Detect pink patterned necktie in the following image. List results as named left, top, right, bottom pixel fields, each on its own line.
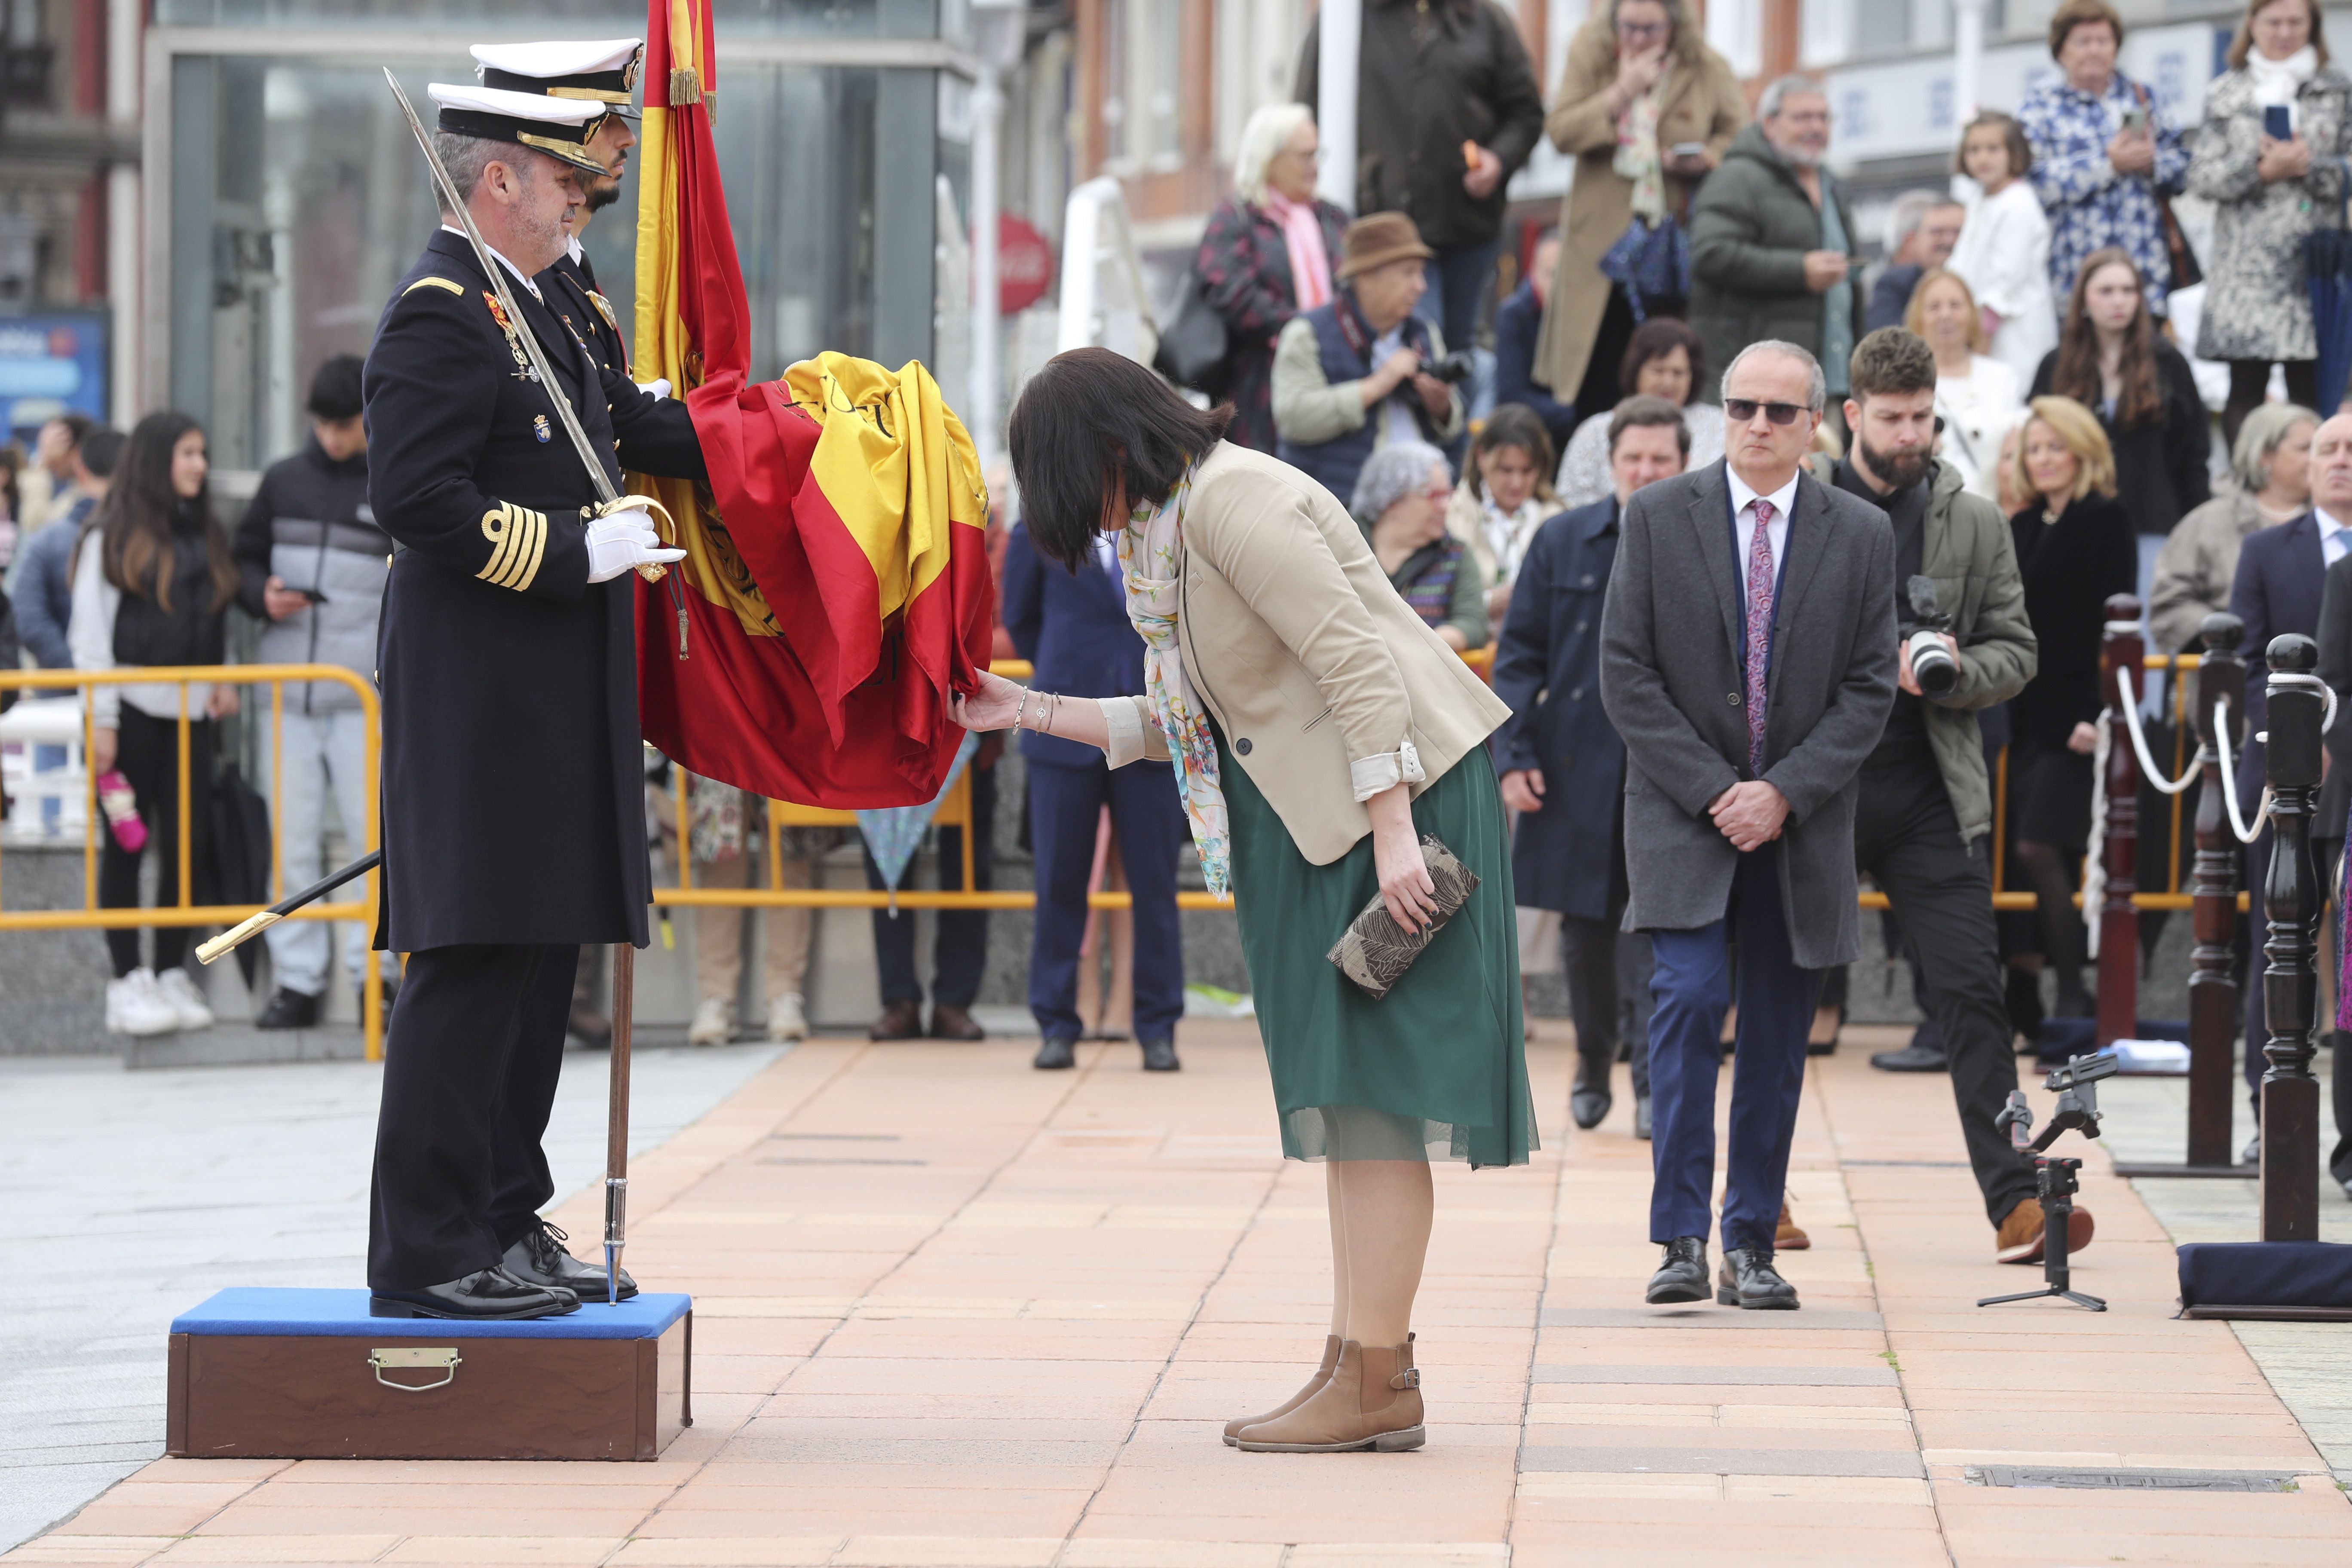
left=1743, top=498, right=1776, bottom=775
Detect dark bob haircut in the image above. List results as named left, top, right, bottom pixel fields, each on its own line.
left=1006, top=347, right=1234, bottom=572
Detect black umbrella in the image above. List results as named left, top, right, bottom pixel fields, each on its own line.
left=2305, top=229, right=2352, bottom=418
left=208, top=762, right=273, bottom=989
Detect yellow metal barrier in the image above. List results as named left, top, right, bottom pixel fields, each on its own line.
left=0, top=665, right=387, bottom=1059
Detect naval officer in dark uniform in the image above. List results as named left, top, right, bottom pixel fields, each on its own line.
left=364, top=80, right=699, bottom=1320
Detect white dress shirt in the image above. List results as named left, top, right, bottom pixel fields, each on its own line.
left=2318, top=505, right=2351, bottom=568
left=1725, top=466, right=1798, bottom=616
left=441, top=224, right=542, bottom=301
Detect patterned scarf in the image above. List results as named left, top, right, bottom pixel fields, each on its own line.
left=1613, top=72, right=1669, bottom=224
left=1117, top=460, right=1232, bottom=897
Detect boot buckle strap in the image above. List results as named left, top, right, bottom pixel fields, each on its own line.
left=1390, top=1367, right=1421, bottom=1390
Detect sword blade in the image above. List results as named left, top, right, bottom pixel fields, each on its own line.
left=382, top=70, right=619, bottom=508
left=605, top=942, right=636, bottom=1306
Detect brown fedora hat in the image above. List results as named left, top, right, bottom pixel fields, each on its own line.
left=1336, top=211, right=1435, bottom=282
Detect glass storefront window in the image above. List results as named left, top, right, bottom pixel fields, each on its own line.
left=166, top=49, right=939, bottom=471
left=155, top=0, right=940, bottom=38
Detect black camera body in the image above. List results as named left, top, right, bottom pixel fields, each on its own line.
left=1899, top=574, right=1960, bottom=700
left=1426, top=350, right=1478, bottom=386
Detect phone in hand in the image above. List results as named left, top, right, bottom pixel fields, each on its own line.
left=1667, top=141, right=1709, bottom=162
left=2265, top=104, right=2294, bottom=141
left=2120, top=107, right=2150, bottom=134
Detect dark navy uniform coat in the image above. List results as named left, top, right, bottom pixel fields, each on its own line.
left=545, top=244, right=631, bottom=378
left=1490, top=497, right=1628, bottom=923
left=364, top=227, right=704, bottom=952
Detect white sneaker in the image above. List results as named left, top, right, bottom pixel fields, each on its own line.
left=767, top=992, right=808, bottom=1041
left=105, top=968, right=181, bottom=1037
left=155, top=967, right=216, bottom=1031
left=687, top=994, right=733, bottom=1047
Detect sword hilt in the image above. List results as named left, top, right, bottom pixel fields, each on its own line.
left=196, top=909, right=282, bottom=966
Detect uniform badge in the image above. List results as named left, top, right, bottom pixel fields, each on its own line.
left=533, top=414, right=552, bottom=443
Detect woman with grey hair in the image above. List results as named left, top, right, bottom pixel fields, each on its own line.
left=1190, top=102, right=1350, bottom=452
left=1353, top=440, right=1488, bottom=650
left=2149, top=399, right=2319, bottom=652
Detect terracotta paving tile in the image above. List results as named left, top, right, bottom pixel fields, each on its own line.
left=21, top=1029, right=2352, bottom=1565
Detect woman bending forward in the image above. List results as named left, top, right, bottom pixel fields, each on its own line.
left=957, top=348, right=1534, bottom=1454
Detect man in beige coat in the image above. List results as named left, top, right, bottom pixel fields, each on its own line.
left=1536, top=1, right=1747, bottom=416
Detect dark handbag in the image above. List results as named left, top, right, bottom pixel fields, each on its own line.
left=1326, top=835, right=1482, bottom=1001
left=1598, top=214, right=1690, bottom=323
left=2133, top=83, right=2202, bottom=292
left=1152, top=266, right=1230, bottom=395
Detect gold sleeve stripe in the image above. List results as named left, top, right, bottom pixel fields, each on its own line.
left=477, top=503, right=549, bottom=591
left=403, top=276, right=465, bottom=296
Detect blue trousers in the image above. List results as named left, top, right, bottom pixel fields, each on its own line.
left=1027, top=755, right=1187, bottom=1042
left=1415, top=239, right=1504, bottom=359
left=1645, top=843, right=1822, bottom=1251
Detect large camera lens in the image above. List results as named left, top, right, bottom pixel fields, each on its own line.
left=1907, top=628, right=1959, bottom=699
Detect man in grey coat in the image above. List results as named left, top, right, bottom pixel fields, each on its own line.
left=1600, top=339, right=1897, bottom=1311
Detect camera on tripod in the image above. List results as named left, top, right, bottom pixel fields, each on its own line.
left=1425, top=349, right=1478, bottom=386
left=1901, top=575, right=1960, bottom=699
left=1981, top=1052, right=2119, bottom=1313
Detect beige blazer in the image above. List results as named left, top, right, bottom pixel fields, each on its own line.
left=1101, top=442, right=1510, bottom=865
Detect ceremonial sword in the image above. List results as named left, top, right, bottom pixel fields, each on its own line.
left=194, top=850, right=383, bottom=967
left=386, top=69, right=649, bottom=1305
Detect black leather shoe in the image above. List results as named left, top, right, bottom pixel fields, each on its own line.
left=371, top=1265, right=578, bottom=1320
left=1869, top=1042, right=1951, bottom=1072
left=254, top=986, right=319, bottom=1030
left=502, top=1218, right=637, bottom=1301
left=1718, top=1246, right=1799, bottom=1310
left=1632, top=1095, right=1652, bottom=1140
left=1034, top=1035, right=1077, bottom=1070
left=1571, top=1058, right=1612, bottom=1130
left=1645, top=1237, right=1709, bottom=1304
left=1140, top=1038, right=1180, bottom=1071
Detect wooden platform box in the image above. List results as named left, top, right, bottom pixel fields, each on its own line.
left=166, top=1287, right=692, bottom=1461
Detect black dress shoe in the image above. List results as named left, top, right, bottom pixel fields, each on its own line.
left=1869, top=1042, right=1951, bottom=1072
left=1140, top=1038, right=1180, bottom=1071
left=502, top=1218, right=637, bottom=1301
left=254, top=986, right=320, bottom=1031
left=1718, top=1246, right=1799, bottom=1310
left=1632, top=1095, right=1652, bottom=1140
left=1570, top=1058, right=1612, bottom=1130
left=1645, top=1237, right=1709, bottom=1304
left=1034, top=1035, right=1077, bottom=1069
left=371, top=1266, right=579, bottom=1320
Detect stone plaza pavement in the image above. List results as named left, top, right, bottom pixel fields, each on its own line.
left=8, top=1022, right=2352, bottom=1567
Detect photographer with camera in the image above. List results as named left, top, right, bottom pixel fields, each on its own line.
left=1808, top=330, right=2079, bottom=1266
left=1274, top=213, right=1468, bottom=508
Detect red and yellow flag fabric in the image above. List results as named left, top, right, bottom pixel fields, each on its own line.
left=631, top=0, right=993, bottom=808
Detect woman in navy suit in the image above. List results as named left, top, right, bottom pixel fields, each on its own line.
left=1001, top=519, right=1189, bottom=1071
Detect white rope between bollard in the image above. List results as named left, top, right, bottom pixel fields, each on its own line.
left=2213, top=699, right=2272, bottom=845
left=2111, top=665, right=2199, bottom=795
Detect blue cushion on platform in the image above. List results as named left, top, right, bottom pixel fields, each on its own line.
left=2177, top=1242, right=2352, bottom=1310
left=171, top=1287, right=692, bottom=1339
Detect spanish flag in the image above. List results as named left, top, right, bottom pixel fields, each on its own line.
left=631, top=0, right=993, bottom=808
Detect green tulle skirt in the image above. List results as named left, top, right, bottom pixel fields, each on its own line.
left=1219, top=734, right=1533, bottom=1168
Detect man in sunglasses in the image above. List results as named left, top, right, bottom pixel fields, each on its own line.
left=1600, top=339, right=1898, bottom=1311
left=1808, top=329, right=2067, bottom=1267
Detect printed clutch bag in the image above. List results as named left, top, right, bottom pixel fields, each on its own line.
left=1326, top=835, right=1481, bottom=1001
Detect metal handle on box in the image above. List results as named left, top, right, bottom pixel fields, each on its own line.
left=368, top=1346, right=461, bottom=1392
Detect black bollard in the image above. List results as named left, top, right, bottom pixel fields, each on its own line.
left=2117, top=613, right=2249, bottom=1179
left=2260, top=634, right=2324, bottom=1241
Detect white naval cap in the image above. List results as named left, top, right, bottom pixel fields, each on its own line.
left=428, top=82, right=611, bottom=175
left=470, top=38, right=645, bottom=116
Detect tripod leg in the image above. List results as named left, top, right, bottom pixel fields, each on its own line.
left=1978, top=1286, right=2064, bottom=1307
left=2060, top=1291, right=2108, bottom=1311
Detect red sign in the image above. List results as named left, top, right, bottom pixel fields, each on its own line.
left=995, top=213, right=1054, bottom=316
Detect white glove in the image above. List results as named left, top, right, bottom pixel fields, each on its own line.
left=636, top=377, right=672, bottom=401
left=586, top=507, right=686, bottom=583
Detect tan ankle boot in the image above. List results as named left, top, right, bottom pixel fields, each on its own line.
left=1222, top=1334, right=1341, bottom=1446
left=1234, top=1338, right=1425, bottom=1452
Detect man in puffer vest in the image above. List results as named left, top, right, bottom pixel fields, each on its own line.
left=233, top=354, right=391, bottom=1029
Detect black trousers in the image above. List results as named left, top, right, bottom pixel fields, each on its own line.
left=865, top=761, right=996, bottom=1007
left=1854, top=755, right=2037, bottom=1225
left=368, top=942, right=579, bottom=1290
left=99, top=708, right=216, bottom=977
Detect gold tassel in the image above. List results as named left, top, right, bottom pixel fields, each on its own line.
left=668, top=66, right=702, bottom=106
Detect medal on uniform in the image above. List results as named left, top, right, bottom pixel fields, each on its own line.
left=483, top=291, right=539, bottom=383
left=533, top=414, right=552, bottom=443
